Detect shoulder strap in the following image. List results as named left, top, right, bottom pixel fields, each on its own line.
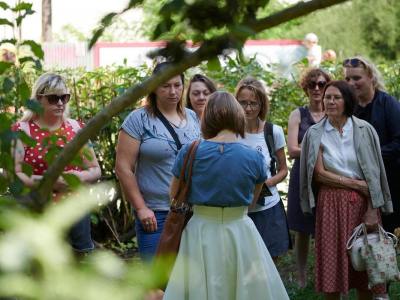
left=66, top=118, right=82, bottom=133
left=154, top=108, right=182, bottom=150
left=174, top=140, right=200, bottom=205
left=263, top=121, right=278, bottom=176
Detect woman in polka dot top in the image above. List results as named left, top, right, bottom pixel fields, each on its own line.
left=12, top=72, right=101, bottom=253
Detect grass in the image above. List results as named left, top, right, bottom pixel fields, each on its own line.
left=275, top=238, right=400, bottom=299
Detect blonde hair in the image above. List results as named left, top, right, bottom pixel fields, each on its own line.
left=21, top=73, right=70, bottom=122
left=343, top=56, right=386, bottom=91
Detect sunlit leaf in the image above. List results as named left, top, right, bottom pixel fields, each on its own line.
left=11, top=2, right=32, bottom=12
left=207, top=58, right=221, bottom=71
left=0, top=61, right=12, bottom=74
left=61, top=173, right=81, bottom=189
left=0, top=1, right=9, bottom=10
left=21, top=40, right=44, bottom=60
left=0, top=18, right=13, bottom=27
left=0, top=38, right=16, bottom=45
left=18, top=80, right=30, bottom=101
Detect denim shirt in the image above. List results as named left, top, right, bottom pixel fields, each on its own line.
left=299, top=116, right=393, bottom=215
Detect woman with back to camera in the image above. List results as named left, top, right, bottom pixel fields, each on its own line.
left=12, top=72, right=101, bottom=253
left=300, top=80, right=391, bottom=299
left=186, top=73, right=217, bottom=118
left=287, top=68, right=331, bottom=287
left=235, top=76, right=290, bottom=261
left=115, top=62, right=200, bottom=261
left=163, top=91, right=289, bottom=300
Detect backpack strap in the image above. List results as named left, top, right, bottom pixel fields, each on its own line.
left=263, top=121, right=278, bottom=176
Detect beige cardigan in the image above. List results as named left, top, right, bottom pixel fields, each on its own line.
left=299, top=116, right=393, bottom=215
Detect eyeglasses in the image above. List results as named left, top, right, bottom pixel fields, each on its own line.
left=39, top=94, right=71, bottom=105
left=238, top=101, right=260, bottom=110
left=342, top=58, right=366, bottom=68
left=307, top=81, right=326, bottom=90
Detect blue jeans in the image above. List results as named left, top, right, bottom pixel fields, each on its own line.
left=68, top=214, right=94, bottom=252
left=135, top=210, right=168, bottom=261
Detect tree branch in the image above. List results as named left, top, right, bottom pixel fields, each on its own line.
left=30, top=0, right=349, bottom=211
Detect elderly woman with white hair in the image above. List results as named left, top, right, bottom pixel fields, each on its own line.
left=12, top=72, right=101, bottom=253
left=344, top=56, right=400, bottom=235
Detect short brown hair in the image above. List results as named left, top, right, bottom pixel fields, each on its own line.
left=300, top=68, right=331, bottom=96
left=235, top=76, right=268, bottom=120
left=201, top=91, right=245, bottom=139
left=145, top=62, right=185, bottom=116
left=186, top=74, right=217, bottom=109
left=323, top=80, right=356, bottom=117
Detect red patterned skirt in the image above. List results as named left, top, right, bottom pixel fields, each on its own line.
left=315, top=186, right=386, bottom=294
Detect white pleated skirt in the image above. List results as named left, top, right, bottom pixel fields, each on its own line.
left=163, top=205, right=289, bottom=300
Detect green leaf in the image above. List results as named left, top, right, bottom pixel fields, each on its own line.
left=2, top=77, right=14, bottom=93
left=88, top=28, right=105, bottom=50
left=0, top=61, right=12, bottom=74
left=21, top=162, right=33, bottom=177
left=21, top=40, right=44, bottom=59
left=0, top=113, right=12, bottom=131
left=18, top=131, right=35, bottom=147
left=207, top=58, right=221, bottom=71
left=0, top=18, right=13, bottom=27
left=0, top=38, right=16, bottom=45
left=12, top=2, right=32, bottom=12
left=61, top=173, right=81, bottom=189
left=0, top=2, right=9, bottom=10
left=25, top=99, right=43, bottom=115
left=18, top=80, right=30, bottom=101
left=9, top=178, right=24, bottom=196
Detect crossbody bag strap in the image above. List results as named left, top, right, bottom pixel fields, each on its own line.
left=155, top=108, right=183, bottom=150
left=174, top=140, right=200, bottom=205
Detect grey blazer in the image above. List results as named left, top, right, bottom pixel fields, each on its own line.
left=299, top=116, right=393, bottom=215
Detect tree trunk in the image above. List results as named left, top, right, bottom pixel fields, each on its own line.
left=41, top=0, right=52, bottom=42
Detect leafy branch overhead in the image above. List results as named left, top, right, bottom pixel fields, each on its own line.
left=32, top=0, right=349, bottom=210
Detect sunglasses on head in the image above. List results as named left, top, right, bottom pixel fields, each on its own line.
left=39, top=94, right=71, bottom=105
left=342, top=58, right=366, bottom=68
left=307, top=81, right=326, bottom=90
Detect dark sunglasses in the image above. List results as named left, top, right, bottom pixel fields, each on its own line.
left=307, top=81, right=326, bottom=90
left=39, top=94, right=71, bottom=105
left=342, top=58, right=366, bottom=68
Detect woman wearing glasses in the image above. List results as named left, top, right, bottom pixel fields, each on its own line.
left=12, top=72, right=101, bottom=253
left=344, top=56, right=400, bottom=236
left=300, top=80, right=391, bottom=299
left=287, top=68, right=331, bottom=287
left=235, top=76, right=290, bottom=261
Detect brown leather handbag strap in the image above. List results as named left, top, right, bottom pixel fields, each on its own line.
left=174, top=140, right=200, bottom=204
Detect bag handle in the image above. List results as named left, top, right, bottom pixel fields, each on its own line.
left=360, top=223, right=398, bottom=247
left=346, top=224, right=364, bottom=250
left=172, top=140, right=200, bottom=206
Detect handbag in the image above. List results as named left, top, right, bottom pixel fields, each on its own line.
left=155, top=140, right=199, bottom=264
left=347, top=223, right=400, bottom=286
left=360, top=224, right=400, bottom=287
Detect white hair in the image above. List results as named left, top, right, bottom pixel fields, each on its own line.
left=304, top=33, right=318, bottom=43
